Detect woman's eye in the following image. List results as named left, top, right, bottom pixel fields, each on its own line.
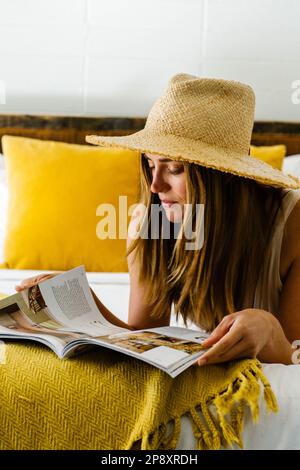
left=148, top=165, right=183, bottom=174
left=167, top=167, right=183, bottom=175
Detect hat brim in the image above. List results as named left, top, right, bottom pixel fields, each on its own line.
left=86, top=130, right=300, bottom=190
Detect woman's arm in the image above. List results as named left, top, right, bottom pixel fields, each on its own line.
left=193, top=309, right=288, bottom=365
left=126, top=208, right=171, bottom=330
left=195, top=253, right=300, bottom=366
left=126, top=243, right=171, bottom=330
left=277, top=254, right=300, bottom=343
left=90, top=288, right=135, bottom=330
left=195, top=202, right=300, bottom=366
left=257, top=205, right=300, bottom=363
left=256, top=314, right=294, bottom=364
left=194, top=228, right=300, bottom=366
left=257, top=252, right=300, bottom=364
left=194, top=308, right=295, bottom=366
left=90, top=208, right=171, bottom=331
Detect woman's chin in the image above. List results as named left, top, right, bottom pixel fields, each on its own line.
left=163, top=206, right=184, bottom=224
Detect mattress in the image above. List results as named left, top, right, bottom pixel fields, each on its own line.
left=0, top=268, right=300, bottom=450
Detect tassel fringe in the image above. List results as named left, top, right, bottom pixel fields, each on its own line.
left=133, top=362, right=278, bottom=450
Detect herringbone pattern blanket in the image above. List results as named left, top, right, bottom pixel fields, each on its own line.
left=0, top=341, right=277, bottom=450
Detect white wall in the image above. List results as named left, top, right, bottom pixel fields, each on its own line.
left=0, top=0, right=299, bottom=121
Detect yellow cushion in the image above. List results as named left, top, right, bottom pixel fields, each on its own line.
left=250, top=144, right=286, bottom=170
left=1, top=136, right=140, bottom=272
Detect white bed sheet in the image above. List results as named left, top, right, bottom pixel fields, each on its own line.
left=0, top=268, right=300, bottom=450
left=174, top=363, right=300, bottom=450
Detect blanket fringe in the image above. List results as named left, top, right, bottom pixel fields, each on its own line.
left=135, top=362, right=278, bottom=450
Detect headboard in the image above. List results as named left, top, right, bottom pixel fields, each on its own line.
left=0, top=115, right=300, bottom=155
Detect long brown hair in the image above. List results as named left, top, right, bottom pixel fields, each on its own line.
left=126, top=153, right=286, bottom=331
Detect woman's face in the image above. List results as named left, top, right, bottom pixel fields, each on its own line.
left=144, top=153, right=187, bottom=223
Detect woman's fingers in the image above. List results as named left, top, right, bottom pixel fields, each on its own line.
left=195, top=309, right=272, bottom=366
left=15, top=285, right=24, bottom=291
left=196, top=327, right=243, bottom=365
left=15, top=278, right=38, bottom=291
left=197, top=337, right=252, bottom=365
left=15, top=273, right=57, bottom=291
left=201, top=314, right=236, bottom=348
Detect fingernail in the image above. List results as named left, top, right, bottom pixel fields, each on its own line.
left=203, top=337, right=212, bottom=343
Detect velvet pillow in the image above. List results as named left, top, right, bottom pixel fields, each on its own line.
left=1, top=136, right=140, bottom=272
left=250, top=144, right=286, bottom=170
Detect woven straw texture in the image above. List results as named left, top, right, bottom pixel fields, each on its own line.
left=86, top=73, right=300, bottom=190
left=0, top=342, right=277, bottom=450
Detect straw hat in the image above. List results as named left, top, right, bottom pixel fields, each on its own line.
left=86, top=73, right=300, bottom=189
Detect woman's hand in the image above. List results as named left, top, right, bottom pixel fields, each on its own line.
left=196, top=308, right=293, bottom=366
left=15, top=272, right=63, bottom=292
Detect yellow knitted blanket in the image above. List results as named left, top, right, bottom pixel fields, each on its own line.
left=0, top=341, right=277, bottom=450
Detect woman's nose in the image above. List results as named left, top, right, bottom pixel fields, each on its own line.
left=150, top=170, right=169, bottom=193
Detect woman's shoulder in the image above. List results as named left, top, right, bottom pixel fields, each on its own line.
left=281, top=197, right=300, bottom=280
left=285, top=194, right=300, bottom=251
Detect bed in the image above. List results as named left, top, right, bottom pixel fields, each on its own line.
left=1, top=268, right=300, bottom=450
left=1, top=115, right=300, bottom=450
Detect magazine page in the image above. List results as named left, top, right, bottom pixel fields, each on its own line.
left=0, top=326, right=77, bottom=357
left=0, top=268, right=209, bottom=376
left=0, top=293, right=92, bottom=356
left=37, top=265, right=129, bottom=336
left=0, top=265, right=129, bottom=352
left=65, top=326, right=210, bottom=377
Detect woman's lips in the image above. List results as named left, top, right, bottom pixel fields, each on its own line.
left=161, top=200, right=177, bottom=208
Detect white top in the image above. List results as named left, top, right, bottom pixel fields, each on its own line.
left=253, top=189, right=300, bottom=314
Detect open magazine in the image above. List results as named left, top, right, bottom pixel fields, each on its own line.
left=0, top=265, right=209, bottom=378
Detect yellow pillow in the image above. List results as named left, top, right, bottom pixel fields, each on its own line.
left=249, top=144, right=286, bottom=170
left=1, top=136, right=140, bottom=272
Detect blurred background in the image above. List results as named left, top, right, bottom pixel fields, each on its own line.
left=0, top=0, right=299, bottom=121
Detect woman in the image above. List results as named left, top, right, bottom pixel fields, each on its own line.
left=16, top=73, right=300, bottom=367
